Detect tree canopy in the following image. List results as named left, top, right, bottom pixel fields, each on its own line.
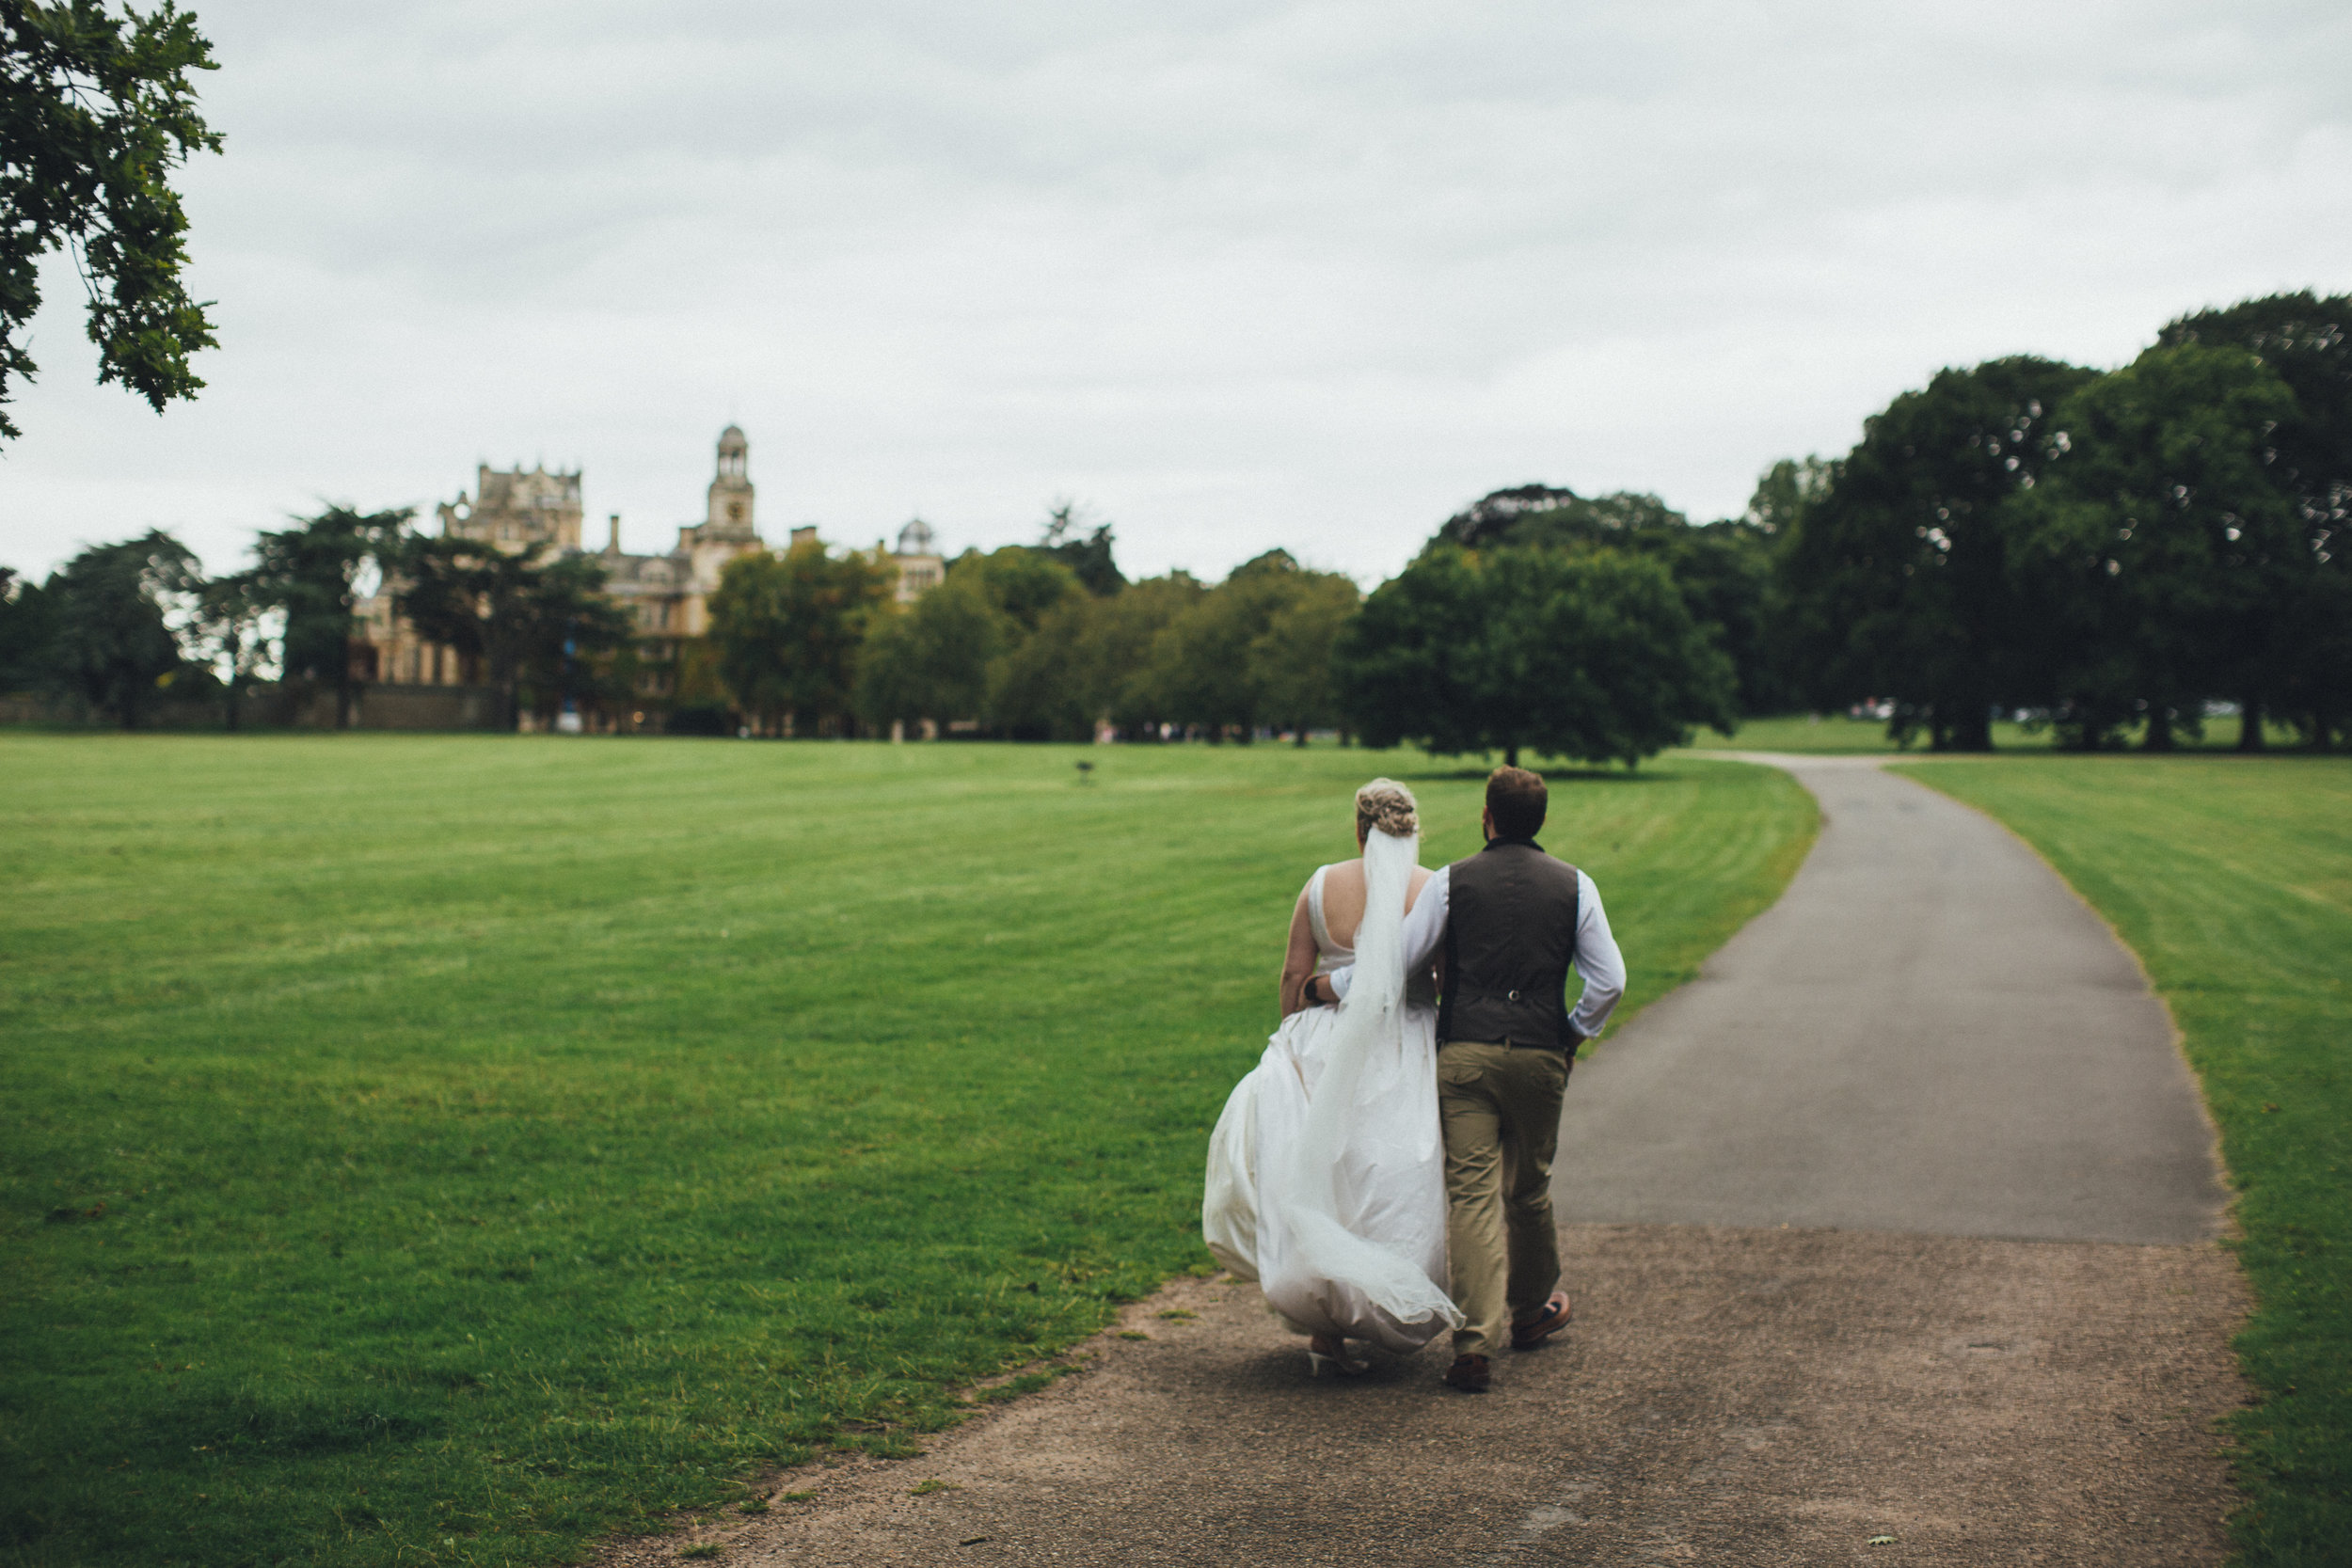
left=252, top=505, right=408, bottom=728
left=2015, top=343, right=2306, bottom=749
left=847, top=540, right=1363, bottom=745
left=1, top=0, right=223, bottom=440
left=7, top=293, right=2342, bottom=752
left=1776, top=356, right=2102, bottom=749
left=1771, top=301, right=2351, bottom=752
left=2156, top=292, right=2352, bottom=747
left=0, top=565, right=57, bottom=692
left=1338, top=543, right=1734, bottom=768
left=855, top=572, right=1005, bottom=733
left=707, top=541, right=894, bottom=736
left=1034, top=502, right=1126, bottom=596
left=1434, top=483, right=1787, bottom=717
left=397, top=536, right=631, bottom=732
left=40, top=528, right=199, bottom=726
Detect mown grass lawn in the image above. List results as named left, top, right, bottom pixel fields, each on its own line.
left=1, top=734, right=1815, bottom=1568
left=1686, top=713, right=2057, bottom=753
left=1693, top=712, right=2300, bottom=755
left=1899, top=755, right=2352, bottom=1568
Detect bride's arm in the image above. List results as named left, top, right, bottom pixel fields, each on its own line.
left=1278, top=889, right=1319, bottom=1017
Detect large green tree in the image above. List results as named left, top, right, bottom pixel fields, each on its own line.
left=1, top=0, right=222, bottom=440
left=396, top=538, right=630, bottom=733
left=707, top=541, right=893, bottom=736
left=902, top=546, right=1083, bottom=738
left=2015, top=342, right=2305, bottom=751
left=1777, top=356, right=2102, bottom=749
left=517, top=552, right=634, bottom=726
left=1129, top=550, right=1357, bottom=739
left=853, top=574, right=1009, bottom=734
left=1131, top=560, right=1277, bottom=737
left=2158, top=292, right=2352, bottom=748
left=1094, top=573, right=1205, bottom=736
left=0, top=564, right=58, bottom=691
left=1338, top=544, right=1734, bottom=768
left=987, top=594, right=1101, bottom=740
left=1438, top=484, right=1786, bottom=716
left=1248, top=568, right=1359, bottom=744
left=251, top=505, right=407, bottom=729
left=40, top=528, right=199, bottom=726
left=958, top=546, right=1085, bottom=635
left=1732, top=456, right=1838, bottom=715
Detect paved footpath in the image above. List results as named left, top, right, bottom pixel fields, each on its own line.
left=1554, top=755, right=2225, bottom=1243
left=612, top=757, right=2248, bottom=1568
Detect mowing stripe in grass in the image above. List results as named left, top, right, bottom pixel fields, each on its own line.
left=2, top=736, right=1812, bottom=1568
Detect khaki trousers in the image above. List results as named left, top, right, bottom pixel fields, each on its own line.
left=1438, top=1040, right=1568, bottom=1358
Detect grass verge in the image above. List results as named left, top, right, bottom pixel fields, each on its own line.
left=1694, top=712, right=2305, bottom=755
left=1, top=735, right=1815, bottom=1568
left=1896, top=755, right=2351, bottom=1566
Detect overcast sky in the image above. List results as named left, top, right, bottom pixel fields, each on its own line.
left=4, top=0, right=2347, bottom=585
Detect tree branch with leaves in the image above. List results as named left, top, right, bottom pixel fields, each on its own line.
left=1, top=0, right=224, bottom=440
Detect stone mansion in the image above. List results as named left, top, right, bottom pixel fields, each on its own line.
left=357, top=427, right=946, bottom=724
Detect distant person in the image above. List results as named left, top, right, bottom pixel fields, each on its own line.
left=1202, top=779, right=1458, bottom=1373
left=1205, top=767, right=1625, bottom=1392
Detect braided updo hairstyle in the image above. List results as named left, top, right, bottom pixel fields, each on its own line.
left=1354, top=777, right=1420, bottom=841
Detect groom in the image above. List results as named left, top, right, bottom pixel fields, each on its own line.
left=1308, top=765, right=1625, bottom=1392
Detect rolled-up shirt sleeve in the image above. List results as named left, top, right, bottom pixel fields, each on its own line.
left=1325, top=866, right=1450, bottom=1002
left=1567, top=869, right=1625, bottom=1040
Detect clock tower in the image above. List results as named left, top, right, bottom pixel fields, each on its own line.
left=707, top=424, right=755, bottom=535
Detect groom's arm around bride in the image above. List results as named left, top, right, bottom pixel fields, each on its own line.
left=1318, top=765, right=1625, bottom=1391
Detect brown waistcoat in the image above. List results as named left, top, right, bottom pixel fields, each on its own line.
left=1438, top=837, right=1582, bottom=1051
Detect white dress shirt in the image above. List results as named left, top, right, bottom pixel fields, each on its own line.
left=1327, top=862, right=1626, bottom=1042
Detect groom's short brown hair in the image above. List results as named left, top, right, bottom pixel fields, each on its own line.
left=1486, top=766, right=1547, bottom=838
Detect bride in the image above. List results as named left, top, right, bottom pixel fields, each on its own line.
left=1201, top=778, right=1460, bottom=1374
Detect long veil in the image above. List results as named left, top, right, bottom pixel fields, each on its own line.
left=1255, top=823, right=1461, bottom=1349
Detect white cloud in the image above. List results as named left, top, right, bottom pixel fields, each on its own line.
left=3, top=0, right=2347, bottom=585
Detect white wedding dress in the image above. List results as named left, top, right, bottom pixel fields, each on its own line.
left=1200, top=824, right=1460, bottom=1353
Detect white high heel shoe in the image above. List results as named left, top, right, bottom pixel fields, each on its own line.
left=1306, top=1334, right=1368, bottom=1377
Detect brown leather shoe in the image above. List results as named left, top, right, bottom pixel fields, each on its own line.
left=1443, top=1354, right=1491, bottom=1392
left=1511, top=1291, right=1573, bottom=1351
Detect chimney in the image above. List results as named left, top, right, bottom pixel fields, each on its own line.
left=606, top=514, right=621, bottom=553
left=790, top=525, right=818, bottom=550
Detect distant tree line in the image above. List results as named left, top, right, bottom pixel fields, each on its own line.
left=1331, top=288, right=2351, bottom=762
left=1774, top=292, right=2350, bottom=751
left=701, top=513, right=1360, bottom=744
left=0, top=511, right=628, bottom=730
left=7, top=290, right=2344, bottom=757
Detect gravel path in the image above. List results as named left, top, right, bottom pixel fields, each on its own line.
left=622, top=755, right=2247, bottom=1567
